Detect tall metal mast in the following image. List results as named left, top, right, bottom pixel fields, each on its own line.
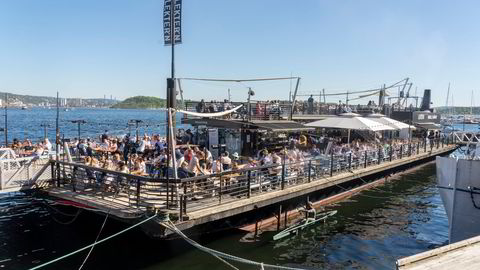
left=4, top=93, right=7, bottom=147
left=445, top=82, right=450, bottom=113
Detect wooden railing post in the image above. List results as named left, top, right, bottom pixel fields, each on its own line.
left=179, top=194, right=184, bottom=220
left=136, top=179, right=141, bottom=208
left=378, top=148, right=381, bottom=164
left=400, top=145, right=403, bottom=159
left=219, top=174, right=222, bottom=204
left=166, top=176, right=170, bottom=209
left=183, top=183, right=187, bottom=214
left=330, top=152, right=334, bottom=177
left=247, top=171, right=251, bottom=198
left=281, top=163, right=285, bottom=190
left=364, top=151, right=367, bottom=168
left=417, top=142, right=420, bottom=155
left=51, top=162, right=56, bottom=186
left=389, top=145, right=393, bottom=161
left=348, top=153, right=352, bottom=170
left=308, top=160, right=312, bottom=183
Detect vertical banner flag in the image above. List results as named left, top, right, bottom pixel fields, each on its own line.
left=164, top=0, right=182, bottom=45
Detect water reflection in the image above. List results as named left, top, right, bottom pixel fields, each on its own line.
left=0, top=163, right=448, bottom=270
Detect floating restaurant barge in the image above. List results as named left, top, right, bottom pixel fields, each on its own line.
left=9, top=139, right=455, bottom=239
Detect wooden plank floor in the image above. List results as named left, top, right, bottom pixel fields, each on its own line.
left=48, top=187, right=147, bottom=218
left=45, top=145, right=456, bottom=228
left=175, top=145, right=456, bottom=231
left=396, top=235, right=480, bottom=270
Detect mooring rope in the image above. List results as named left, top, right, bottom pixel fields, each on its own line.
left=77, top=213, right=109, bottom=270
left=50, top=208, right=83, bottom=225
left=28, top=213, right=158, bottom=270
left=347, top=169, right=433, bottom=196
left=160, top=220, right=306, bottom=270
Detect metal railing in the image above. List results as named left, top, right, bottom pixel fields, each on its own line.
left=0, top=156, right=52, bottom=191
left=45, top=137, right=452, bottom=220
left=50, top=160, right=174, bottom=210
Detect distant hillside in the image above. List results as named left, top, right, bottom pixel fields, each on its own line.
left=0, top=91, right=119, bottom=107
left=435, top=106, right=480, bottom=115
left=111, top=96, right=166, bottom=109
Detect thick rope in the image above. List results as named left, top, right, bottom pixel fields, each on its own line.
left=28, top=213, right=157, bottom=270
left=50, top=209, right=83, bottom=225
left=162, top=220, right=306, bottom=270
left=78, top=213, right=109, bottom=270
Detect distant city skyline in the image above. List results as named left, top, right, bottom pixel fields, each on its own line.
left=1, top=0, right=480, bottom=106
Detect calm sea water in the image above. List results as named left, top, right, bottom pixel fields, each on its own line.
left=0, top=163, right=448, bottom=270
left=1, top=108, right=183, bottom=144
left=0, top=110, right=477, bottom=270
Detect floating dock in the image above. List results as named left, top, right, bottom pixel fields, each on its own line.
left=396, top=235, right=480, bottom=270
left=35, top=142, right=456, bottom=238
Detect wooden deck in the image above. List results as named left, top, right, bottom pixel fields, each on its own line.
left=396, top=235, right=480, bottom=270
left=44, top=144, right=456, bottom=236
left=174, top=145, right=456, bottom=232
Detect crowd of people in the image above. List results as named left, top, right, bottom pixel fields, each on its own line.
left=7, top=127, right=438, bottom=185
left=11, top=138, right=54, bottom=157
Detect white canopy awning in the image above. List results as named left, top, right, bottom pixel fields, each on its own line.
left=365, top=113, right=415, bottom=130
left=176, top=104, right=243, bottom=118
left=306, top=114, right=395, bottom=131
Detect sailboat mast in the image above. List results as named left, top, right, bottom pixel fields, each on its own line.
left=445, top=82, right=450, bottom=114
left=471, top=90, right=474, bottom=115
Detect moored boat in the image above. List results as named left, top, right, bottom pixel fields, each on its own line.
left=436, top=145, right=480, bottom=243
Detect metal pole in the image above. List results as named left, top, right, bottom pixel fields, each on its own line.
left=4, top=93, right=7, bottom=147
left=289, top=78, right=301, bottom=120
left=330, top=152, right=334, bottom=177
left=136, top=120, right=139, bottom=142
left=56, top=92, right=60, bottom=182
left=42, top=124, right=47, bottom=140
left=170, top=0, right=175, bottom=79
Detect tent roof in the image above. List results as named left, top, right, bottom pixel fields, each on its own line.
left=182, top=118, right=313, bottom=132
left=365, top=116, right=415, bottom=130
left=366, top=113, right=386, bottom=118
left=250, top=120, right=314, bottom=132
left=306, top=115, right=395, bottom=131
left=415, top=122, right=442, bottom=130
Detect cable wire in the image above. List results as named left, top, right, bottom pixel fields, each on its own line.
left=28, top=213, right=158, bottom=270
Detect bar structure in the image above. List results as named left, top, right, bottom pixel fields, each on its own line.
left=30, top=139, right=457, bottom=238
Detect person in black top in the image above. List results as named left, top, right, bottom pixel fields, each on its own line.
left=307, top=95, right=314, bottom=114
left=101, top=130, right=109, bottom=141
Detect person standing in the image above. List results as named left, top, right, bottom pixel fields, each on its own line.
left=307, top=95, right=314, bottom=114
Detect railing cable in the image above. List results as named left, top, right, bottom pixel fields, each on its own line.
left=28, top=213, right=158, bottom=270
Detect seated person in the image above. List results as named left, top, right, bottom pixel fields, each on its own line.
left=221, top=151, right=232, bottom=171
left=177, top=161, right=194, bottom=178
left=303, top=201, right=316, bottom=221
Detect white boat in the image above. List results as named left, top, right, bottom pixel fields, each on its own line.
left=436, top=145, right=480, bottom=243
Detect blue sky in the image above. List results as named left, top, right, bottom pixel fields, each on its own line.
left=0, top=0, right=479, bottom=106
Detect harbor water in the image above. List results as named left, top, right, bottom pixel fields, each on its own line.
left=0, top=109, right=476, bottom=269
left=1, top=161, right=448, bottom=269
left=0, top=108, right=181, bottom=144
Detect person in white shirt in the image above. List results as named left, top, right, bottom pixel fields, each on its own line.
left=100, top=138, right=109, bottom=149
left=203, top=147, right=213, bottom=164
left=44, top=138, right=52, bottom=152
left=175, top=150, right=184, bottom=169
left=220, top=151, right=232, bottom=171
left=136, top=138, right=146, bottom=153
